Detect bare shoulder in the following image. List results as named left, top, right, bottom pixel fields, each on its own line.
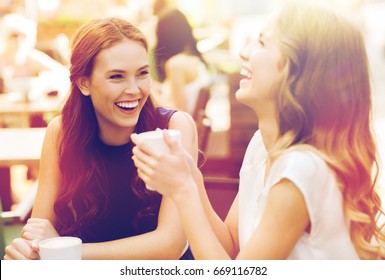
left=169, top=111, right=198, bottom=160
left=169, top=111, right=197, bottom=145
left=169, top=111, right=196, bottom=131
left=166, top=53, right=200, bottom=71
left=45, top=116, right=63, bottom=144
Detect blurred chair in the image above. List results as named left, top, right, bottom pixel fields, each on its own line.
left=192, top=85, right=211, bottom=122
left=196, top=116, right=211, bottom=155
left=193, top=86, right=212, bottom=165
left=196, top=83, right=240, bottom=219
left=0, top=180, right=37, bottom=257
left=203, top=176, right=239, bottom=220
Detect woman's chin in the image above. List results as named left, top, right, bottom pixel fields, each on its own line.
left=235, top=88, right=248, bottom=104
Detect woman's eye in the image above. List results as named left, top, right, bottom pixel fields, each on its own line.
left=109, top=74, right=123, bottom=79
left=137, top=70, right=150, bottom=77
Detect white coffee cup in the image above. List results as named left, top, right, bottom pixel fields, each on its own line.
left=135, top=129, right=181, bottom=190
left=39, top=236, right=82, bottom=260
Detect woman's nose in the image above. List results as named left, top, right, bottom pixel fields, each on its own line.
left=239, top=46, right=250, bottom=62
left=123, top=79, right=140, bottom=94
left=239, top=40, right=254, bottom=61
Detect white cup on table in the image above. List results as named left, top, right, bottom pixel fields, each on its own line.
left=135, top=129, right=181, bottom=191
left=39, top=236, right=82, bottom=260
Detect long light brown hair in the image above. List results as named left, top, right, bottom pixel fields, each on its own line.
left=270, top=1, right=385, bottom=259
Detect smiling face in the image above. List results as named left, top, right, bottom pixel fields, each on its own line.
left=236, top=23, right=284, bottom=115
left=78, top=39, right=151, bottom=142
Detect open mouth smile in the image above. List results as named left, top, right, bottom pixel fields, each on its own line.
left=115, top=100, right=139, bottom=111
left=240, top=68, right=252, bottom=79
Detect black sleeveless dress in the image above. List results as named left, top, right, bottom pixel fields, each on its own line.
left=77, top=108, right=175, bottom=243
left=75, top=107, right=194, bottom=259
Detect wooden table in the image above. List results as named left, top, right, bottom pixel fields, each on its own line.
left=0, top=128, right=46, bottom=211
left=0, top=93, right=64, bottom=127
left=0, top=94, right=63, bottom=114
left=0, top=128, right=46, bottom=166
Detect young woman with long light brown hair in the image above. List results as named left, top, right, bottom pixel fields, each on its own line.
left=132, top=1, right=385, bottom=259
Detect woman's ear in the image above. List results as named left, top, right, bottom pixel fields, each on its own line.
left=277, top=56, right=287, bottom=71
left=76, top=77, right=91, bottom=96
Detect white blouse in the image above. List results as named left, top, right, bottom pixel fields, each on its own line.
left=238, top=130, right=359, bottom=259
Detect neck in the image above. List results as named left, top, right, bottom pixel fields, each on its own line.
left=256, top=102, right=279, bottom=151
left=252, top=102, right=278, bottom=151
left=259, top=119, right=278, bottom=151
left=98, top=126, right=134, bottom=146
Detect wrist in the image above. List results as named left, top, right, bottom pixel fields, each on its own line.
left=171, top=177, right=198, bottom=206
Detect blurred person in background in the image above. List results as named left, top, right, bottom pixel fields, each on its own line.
left=132, top=0, right=385, bottom=259
left=152, top=6, right=212, bottom=117
left=133, top=0, right=176, bottom=49
left=0, top=13, right=68, bottom=97
left=0, top=13, right=69, bottom=209
left=4, top=17, right=197, bottom=260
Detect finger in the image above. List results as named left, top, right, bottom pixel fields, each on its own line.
left=130, top=133, right=140, bottom=145
left=163, top=130, right=180, bottom=154
left=132, top=154, right=156, bottom=177
left=137, top=169, right=151, bottom=185
left=131, top=135, right=159, bottom=157
left=21, top=226, right=30, bottom=239
left=5, top=239, right=38, bottom=260
left=132, top=145, right=143, bottom=158
left=31, top=239, right=40, bottom=252
left=22, top=224, right=41, bottom=236
left=4, top=248, right=29, bottom=260
left=132, top=146, right=158, bottom=168
left=23, top=230, right=43, bottom=241
left=25, top=217, right=46, bottom=225
left=22, top=230, right=33, bottom=240
left=22, top=224, right=34, bottom=233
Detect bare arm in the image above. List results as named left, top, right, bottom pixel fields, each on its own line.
left=82, top=196, right=186, bottom=259
left=168, top=111, right=198, bottom=162
left=131, top=134, right=310, bottom=260
left=171, top=178, right=309, bottom=260
left=32, top=116, right=62, bottom=222
left=29, top=49, right=68, bottom=74
left=165, top=56, right=188, bottom=112
left=171, top=180, right=237, bottom=259
left=4, top=118, right=62, bottom=260
left=188, top=174, right=239, bottom=258
left=165, top=55, right=201, bottom=113
left=131, top=118, right=239, bottom=258
left=28, top=50, right=70, bottom=96
left=162, top=112, right=239, bottom=256
left=237, top=179, right=310, bottom=259
left=8, top=112, right=198, bottom=259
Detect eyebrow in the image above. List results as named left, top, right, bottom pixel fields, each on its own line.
left=137, top=65, right=150, bottom=71
left=138, top=65, right=150, bottom=72
left=106, top=64, right=150, bottom=74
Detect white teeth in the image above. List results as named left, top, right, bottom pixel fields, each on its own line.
left=116, top=100, right=139, bottom=109
left=240, top=68, right=252, bottom=79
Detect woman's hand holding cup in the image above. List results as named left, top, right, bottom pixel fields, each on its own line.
left=131, top=129, right=196, bottom=200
